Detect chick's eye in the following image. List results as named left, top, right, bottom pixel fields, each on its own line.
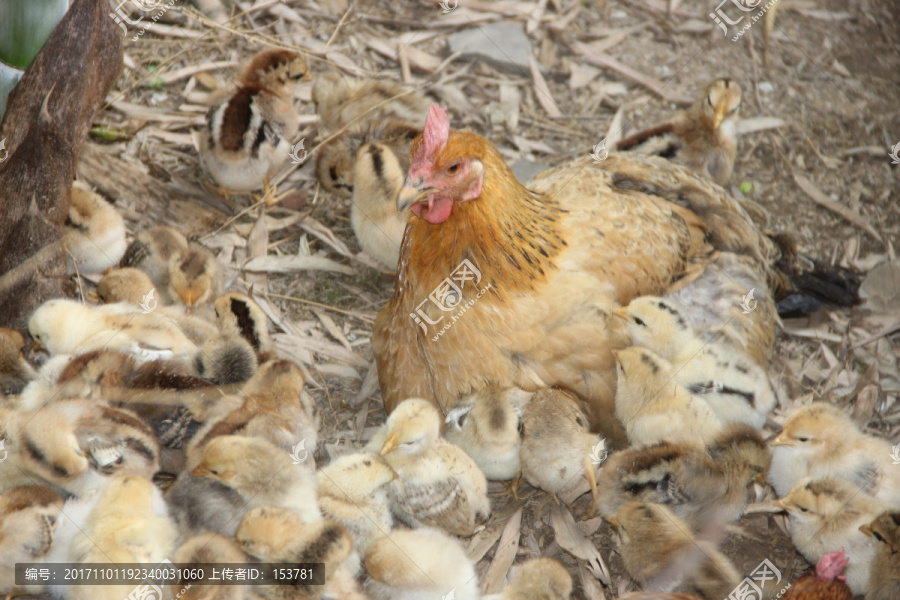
left=632, top=317, right=646, bottom=327
left=798, top=507, right=808, bottom=513
left=797, top=437, right=809, bottom=443
left=447, top=163, right=460, bottom=174
left=873, top=531, right=887, bottom=543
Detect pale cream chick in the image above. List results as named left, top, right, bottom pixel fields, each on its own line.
left=351, top=142, right=409, bottom=269
left=214, top=292, right=274, bottom=359
left=776, top=476, right=887, bottom=595
left=378, top=398, right=490, bottom=536
left=168, top=245, right=221, bottom=311
left=616, top=79, right=742, bottom=186
left=55, top=475, right=178, bottom=600
left=197, top=49, right=311, bottom=194
left=317, top=453, right=395, bottom=554
left=0, top=485, right=63, bottom=595
left=0, top=400, right=159, bottom=496
left=28, top=299, right=198, bottom=359
left=596, top=425, right=769, bottom=530
left=860, top=511, right=900, bottom=600
left=0, top=327, right=35, bottom=396
left=443, top=385, right=531, bottom=482
left=192, top=435, right=321, bottom=523
left=613, top=346, right=723, bottom=446
left=64, top=181, right=127, bottom=275
left=172, top=534, right=247, bottom=600
left=364, top=527, right=479, bottom=600
left=520, top=387, right=604, bottom=501
left=615, top=296, right=775, bottom=429
left=119, top=225, right=189, bottom=290
left=769, top=402, right=900, bottom=507
left=610, top=501, right=740, bottom=600
left=495, top=557, right=573, bottom=600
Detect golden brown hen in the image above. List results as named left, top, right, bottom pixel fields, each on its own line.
left=373, top=105, right=857, bottom=446
left=780, top=548, right=853, bottom=600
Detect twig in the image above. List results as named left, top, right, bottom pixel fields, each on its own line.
left=323, top=4, right=353, bottom=54
left=264, top=292, right=375, bottom=324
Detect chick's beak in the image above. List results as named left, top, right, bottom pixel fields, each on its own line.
left=192, top=466, right=211, bottom=478
left=713, top=104, right=728, bottom=129
left=755, top=471, right=768, bottom=485
left=608, top=516, right=620, bottom=532
left=612, top=307, right=628, bottom=322
left=396, top=179, right=437, bottom=213
left=773, top=498, right=788, bottom=511
left=771, top=433, right=793, bottom=447
left=859, top=524, right=874, bottom=537
left=302, top=71, right=313, bottom=83
left=380, top=432, right=400, bottom=456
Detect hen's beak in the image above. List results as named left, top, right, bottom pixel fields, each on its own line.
left=380, top=432, right=400, bottom=456
left=771, top=433, right=793, bottom=447
left=396, top=179, right=437, bottom=213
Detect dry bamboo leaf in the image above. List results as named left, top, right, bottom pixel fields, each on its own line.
left=605, top=104, right=626, bottom=149
left=782, top=326, right=843, bottom=343
left=279, top=334, right=369, bottom=368
left=315, top=363, right=360, bottom=379
left=579, top=563, right=608, bottom=600
left=159, top=60, right=239, bottom=84
left=793, top=173, right=883, bottom=243
left=142, top=23, right=206, bottom=38
left=314, top=309, right=353, bottom=351
left=300, top=216, right=355, bottom=258
left=111, top=101, right=192, bottom=122
left=242, top=255, right=355, bottom=275
left=246, top=208, right=269, bottom=290
left=480, top=506, right=523, bottom=594
left=353, top=362, right=381, bottom=405
left=737, top=116, right=787, bottom=134
left=549, top=504, right=610, bottom=584
left=529, top=55, right=562, bottom=118
left=526, top=0, right=548, bottom=34
left=572, top=47, right=693, bottom=105
left=145, top=128, right=196, bottom=146
left=466, top=521, right=506, bottom=563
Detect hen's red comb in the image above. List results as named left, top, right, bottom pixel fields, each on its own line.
left=815, top=548, right=849, bottom=581
left=414, top=104, right=449, bottom=165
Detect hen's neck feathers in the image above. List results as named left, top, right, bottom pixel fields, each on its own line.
left=399, top=132, right=567, bottom=299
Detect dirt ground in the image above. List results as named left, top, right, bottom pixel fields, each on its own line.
left=73, top=0, right=900, bottom=597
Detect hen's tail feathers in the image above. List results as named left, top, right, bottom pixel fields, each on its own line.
left=769, top=232, right=861, bottom=318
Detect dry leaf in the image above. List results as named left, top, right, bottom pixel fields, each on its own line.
left=549, top=504, right=610, bottom=584
left=242, top=255, right=355, bottom=275
left=793, top=173, right=883, bottom=243
left=480, top=506, right=523, bottom=594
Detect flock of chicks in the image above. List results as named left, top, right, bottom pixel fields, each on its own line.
left=0, top=44, right=897, bottom=600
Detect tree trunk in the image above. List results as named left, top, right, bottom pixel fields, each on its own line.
left=0, top=0, right=122, bottom=330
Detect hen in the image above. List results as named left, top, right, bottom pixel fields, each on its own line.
left=373, top=105, right=858, bottom=445
left=781, top=548, right=853, bottom=600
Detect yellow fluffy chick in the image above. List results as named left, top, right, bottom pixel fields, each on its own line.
left=860, top=511, right=900, bottom=600
left=616, top=79, right=742, bottom=186
left=364, top=527, right=479, bottom=600
left=379, top=398, right=490, bottom=536
left=0, top=485, right=63, bottom=594
left=28, top=299, right=198, bottom=359
left=610, top=501, right=740, bottom=600
left=495, top=558, right=573, bottom=600
left=0, top=399, right=159, bottom=496
left=769, top=402, right=900, bottom=506
left=613, top=346, right=723, bottom=446
left=119, top=225, right=189, bottom=289
left=317, top=453, right=395, bottom=554
left=167, top=245, right=221, bottom=310
left=520, top=387, right=604, bottom=501
left=192, top=434, right=321, bottom=523
left=62, top=475, right=179, bottom=600
left=776, top=476, right=888, bottom=595
left=615, top=296, right=775, bottom=429
left=63, top=181, right=127, bottom=275
left=172, top=534, right=247, bottom=600
left=213, top=292, right=274, bottom=359
left=0, top=327, right=35, bottom=395
left=96, top=267, right=161, bottom=306
left=351, top=142, right=409, bottom=269
left=596, top=425, right=769, bottom=530
left=443, top=385, right=531, bottom=482
left=197, top=49, right=311, bottom=193
left=312, top=72, right=431, bottom=131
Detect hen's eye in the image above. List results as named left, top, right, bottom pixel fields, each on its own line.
left=448, top=163, right=460, bottom=174
left=632, top=317, right=646, bottom=327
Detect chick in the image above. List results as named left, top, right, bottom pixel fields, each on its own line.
left=164, top=472, right=247, bottom=537
left=497, top=558, right=573, bottom=600
left=596, top=425, right=769, bottom=530
left=171, top=534, right=246, bottom=600
left=615, top=297, right=775, bottom=429
left=1, top=399, right=160, bottom=496
left=0, top=485, right=64, bottom=594
left=616, top=79, right=742, bottom=185
left=443, top=385, right=531, bottom=482
left=236, top=506, right=352, bottom=569
left=95, top=267, right=161, bottom=306
left=378, top=398, right=490, bottom=536
left=119, top=225, right=189, bottom=290
left=56, top=475, right=179, bottom=600
left=214, top=292, right=274, bottom=360
left=520, top=387, right=604, bottom=501
left=195, top=333, right=258, bottom=385
left=860, top=511, right=900, bottom=600
left=317, top=452, right=395, bottom=554
left=29, top=304, right=203, bottom=374
left=63, top=181, right=127, bottom=275
left=768, top=402, right=900, bottom=506
left=350, top=142, right=409, bottom=269
left=312, top=72, right=431, bottom=131
left=610, top=501, right=740, bottom=600
left=364, top=527, right=479, bottom=600
left=167, top=245, right=221, bottom=311
left=775, top=477, right=887, bottom=595
left=613, top=346, right=723, bottom=446
left=196, top=49, right=311, bottom=194
left=191, top=434, right=321, bottom=523
left=0, top=327, right=36, bottom=395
